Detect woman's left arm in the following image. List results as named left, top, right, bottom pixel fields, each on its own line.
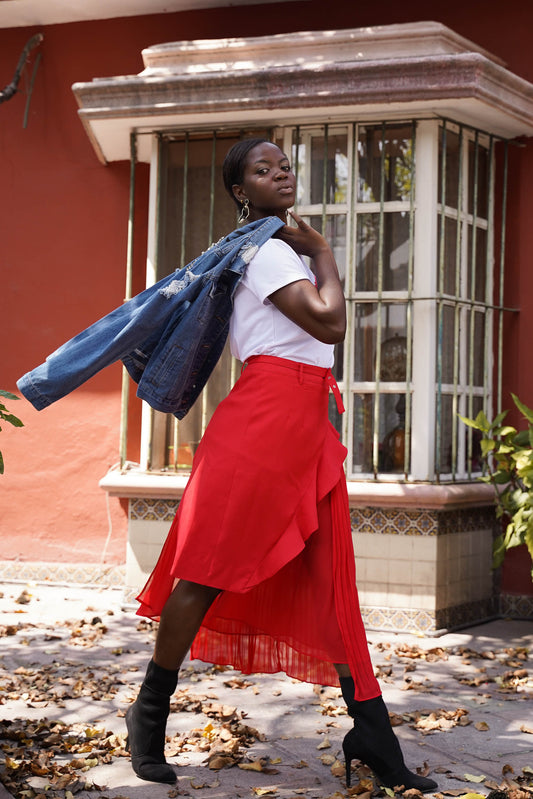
left=269, top=213, right=346, bottom=344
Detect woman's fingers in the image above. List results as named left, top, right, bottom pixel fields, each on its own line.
left=288, top=210, right=308, bottom=229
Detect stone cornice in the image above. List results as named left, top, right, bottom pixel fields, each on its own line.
left=72, top=23, right=533, bottom=163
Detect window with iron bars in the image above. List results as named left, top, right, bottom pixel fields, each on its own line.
left=142, top=119, right=506, bottom=482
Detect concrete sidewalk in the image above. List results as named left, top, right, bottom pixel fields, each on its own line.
left=0, top=582, right=531, bottom=799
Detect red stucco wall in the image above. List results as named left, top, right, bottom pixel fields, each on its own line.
left=1, top=0, right=532, bottom=565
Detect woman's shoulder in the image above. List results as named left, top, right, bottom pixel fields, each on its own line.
left=255, top=236, right=302, bottom=265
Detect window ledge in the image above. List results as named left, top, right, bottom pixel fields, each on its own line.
left=100, top=465, right=496, bottom=509
left=346, top=480, right=495, bottom=510
left=99, top=467, right=189, bottom=499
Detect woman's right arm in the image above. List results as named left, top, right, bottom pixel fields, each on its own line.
left=268, top=213, right=346, bottom=345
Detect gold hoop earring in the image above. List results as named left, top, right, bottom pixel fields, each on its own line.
left=238, top=198, right=250, bottom=223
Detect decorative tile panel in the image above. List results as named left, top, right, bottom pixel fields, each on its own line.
left=351, top=507, right=438, bottom=536
left=351, top=505, right=497, bottom=536
left=362, top=595, right=500, bottom=634
left=0, top=561, right=125, bottom=587
left=130, top=498, right=179, bottom=522
left=500, top=593, right=533, bottom=619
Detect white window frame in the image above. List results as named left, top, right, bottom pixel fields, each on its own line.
left=137, top=118, right=499, bottom=483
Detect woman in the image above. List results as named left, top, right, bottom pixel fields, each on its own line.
left=125, top=138, right=438, bottom=793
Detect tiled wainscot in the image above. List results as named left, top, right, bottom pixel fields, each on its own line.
left=99, top=473, right=531, bottom=632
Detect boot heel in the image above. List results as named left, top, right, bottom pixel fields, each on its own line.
left=345, top=755, right=352, bottom=788
left=343, top=737, right=355, bottom=788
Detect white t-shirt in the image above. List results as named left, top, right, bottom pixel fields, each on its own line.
left=229, top=238, right=334, bottom=368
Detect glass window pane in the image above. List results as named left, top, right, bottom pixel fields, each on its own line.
left=437, top=215, right=458, bottom=296
left=352, top=393, right=408, bottom=474
left=355, top=212, right=410, bottom=292
left=468, top=140, right=489, bottom=218
left=354, top=303, right=407, bottom=383
left=438, top=128, right=461, bottom=209
left=464, top=310, right=486, bottom=390
left=379, top=393, right=408, bottom=473
left=352, top=393, right=374, bottom=474
left=440, top=304, right=456, bottom=385
left=310, top=133, right=349, bottom=204
left=158, top=135, right=246, bottom=279
left=469, top=395, right=484, bottom=473
left=437, top=393, right=454, bottom=474
left=309, top=214, right=347, bottom=287
left=357, top=124, right=413, bottom=203
left=293, top=131, right=348, bottom=206
left=466, top=224, right=488, bottom=302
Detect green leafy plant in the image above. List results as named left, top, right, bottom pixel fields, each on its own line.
left=0, top=390, right=24, bottom=474
left=460, top=393, right=533, bottom=579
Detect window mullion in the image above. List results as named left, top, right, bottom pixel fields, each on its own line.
left=411, top=120, right=439, bottom=481
left=140, top=135, right=164, bottom=471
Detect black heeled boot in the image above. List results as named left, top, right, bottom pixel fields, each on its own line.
left=340, top=678, right=438, bottom=793
left=125, top=659, right=178, bottom=784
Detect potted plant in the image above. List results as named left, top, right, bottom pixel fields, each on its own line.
left=460, top=394, right=533, bottom=585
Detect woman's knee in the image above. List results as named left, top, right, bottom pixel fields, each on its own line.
left=177, top=579, right=221, bottom=609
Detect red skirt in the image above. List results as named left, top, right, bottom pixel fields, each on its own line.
left=136, top=355, right=380, bottom=701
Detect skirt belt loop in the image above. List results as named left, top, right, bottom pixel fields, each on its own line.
left=326, top=370, right=345, bottom=414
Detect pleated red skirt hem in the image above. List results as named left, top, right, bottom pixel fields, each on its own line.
left=136, top=355, right=381, bottom=701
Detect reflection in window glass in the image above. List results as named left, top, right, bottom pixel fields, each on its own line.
left=354, top=304, right=407, bottom=383
left=438, top=128, right=461, bottom=208
left=467, top=225, right=488, bottom=303
left=352, top=393, right=408, bottom=474
left=355, top=213, right=410, bottom=292
left=438, top=393, right=454, bottom=474
left=441, top=304, right=457, bottom=385
left=437, top=216, right=458, bottom=296
left=293, top=131, right=348, bottom=206
left=468, top=139, right=489, bottom=218
left=352, top=393, right=374, bottom=474
left=309, top=214, right=347, bottom=286
left=357, top=124, right=413, bottom=203
left=467, top=311, right=486, bottom=387
left=310, top=134, right=349, bottom=204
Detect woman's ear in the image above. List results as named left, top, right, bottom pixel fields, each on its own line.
left=232, top=184, right=246, bottom=204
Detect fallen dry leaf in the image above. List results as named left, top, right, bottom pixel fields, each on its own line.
left=330, top=758, right=345, bottom=777
left=238, top=759, right=265, bottom=772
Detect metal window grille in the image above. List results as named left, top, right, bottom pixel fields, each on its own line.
left=122, top=119, right=509, bottom=483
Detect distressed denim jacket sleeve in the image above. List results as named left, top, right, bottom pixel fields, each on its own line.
left=17, top=216, right=285, bottom=418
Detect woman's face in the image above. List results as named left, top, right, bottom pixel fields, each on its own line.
left=233, top=141, right=296, bottom=221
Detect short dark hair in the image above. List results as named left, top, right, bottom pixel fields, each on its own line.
left=222, top=137, right=270, bottom=207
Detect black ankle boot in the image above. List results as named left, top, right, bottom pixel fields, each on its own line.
left=125, top=659, right=178, bottom=784
left=340, top=678, right=438, bottom=793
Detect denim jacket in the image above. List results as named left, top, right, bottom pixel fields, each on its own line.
left=17, top=216, right=285, bottom=418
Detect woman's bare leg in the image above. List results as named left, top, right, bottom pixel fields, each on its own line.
left=154, top=579, right=222, bottom=670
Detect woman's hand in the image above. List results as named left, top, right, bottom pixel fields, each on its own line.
left=275, top=211, right=331, bottom=260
